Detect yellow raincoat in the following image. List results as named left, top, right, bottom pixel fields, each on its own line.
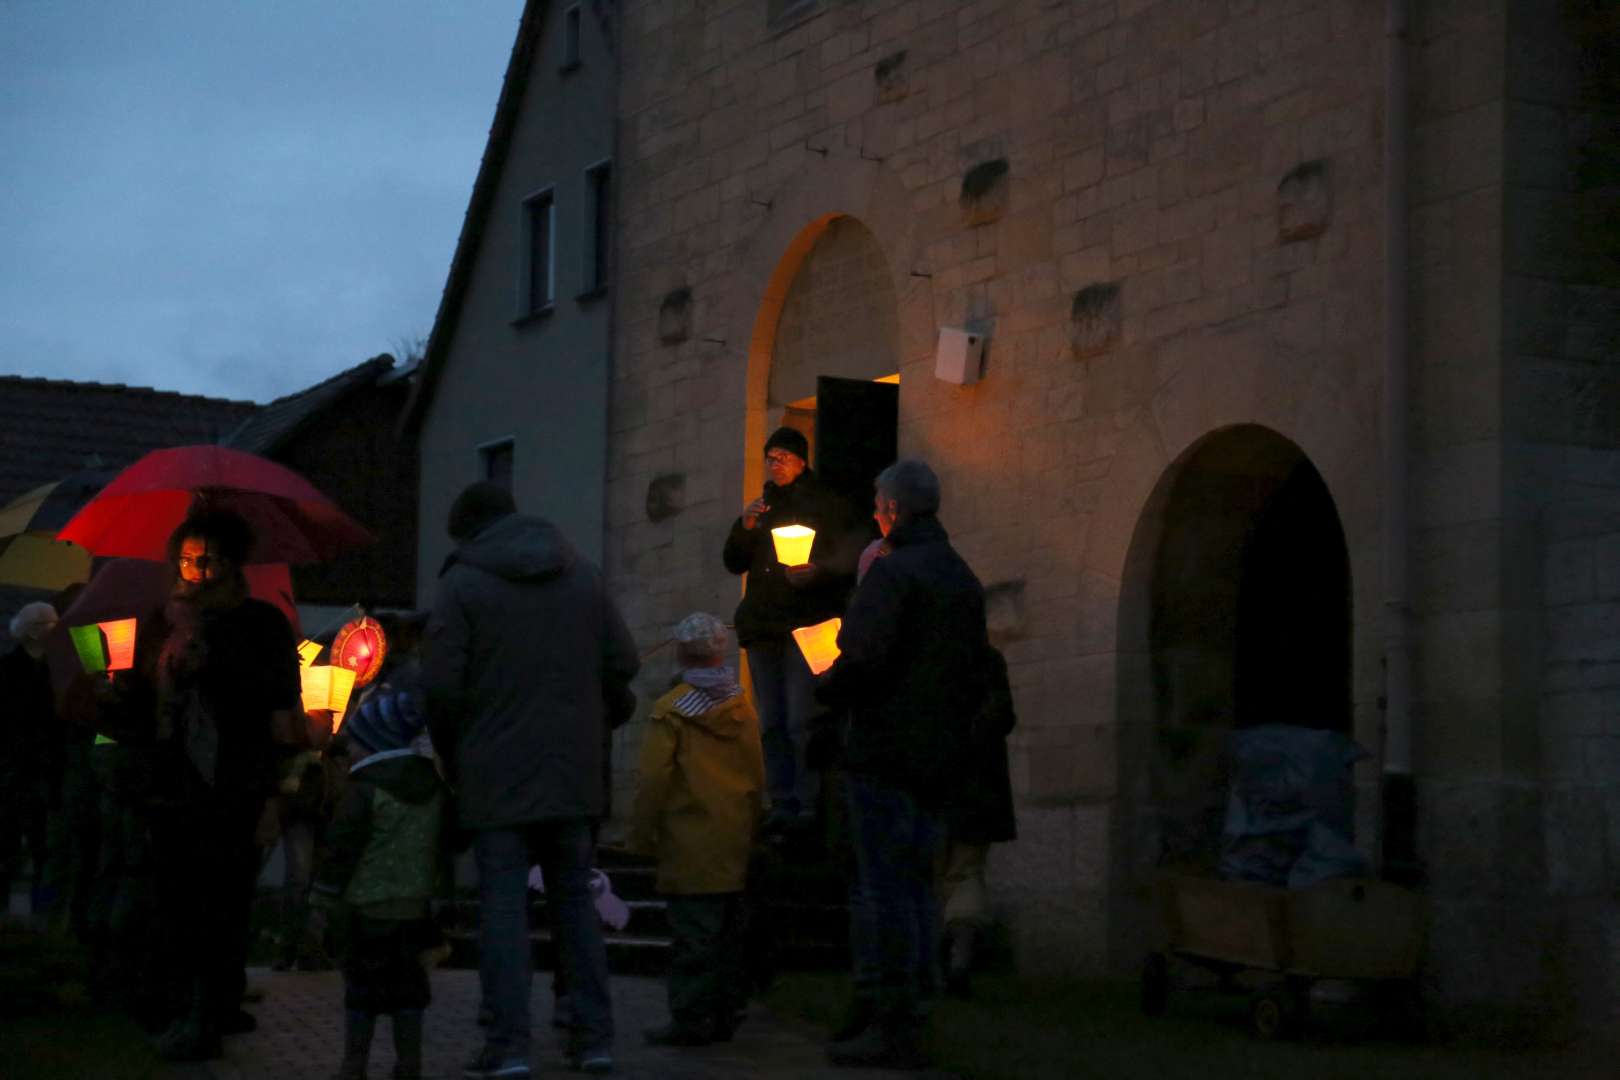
left=626, top=681, right=764, bottom=894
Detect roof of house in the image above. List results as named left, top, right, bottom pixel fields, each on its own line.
left=401, top=0, right=553, bottom=434
left=222, top=353, right=401, bottom=456
left=0, top=375, right=259, bottom=507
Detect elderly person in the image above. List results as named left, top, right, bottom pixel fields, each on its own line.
left=722, top=426, right=856, bottom=833
left=0, top=601, right=60, bottom=917
left=815, top=460, right=989, bottom=1070
left=628, top=612, right=765, bottom=1047
left=424, top=482, right=639, bottom=1079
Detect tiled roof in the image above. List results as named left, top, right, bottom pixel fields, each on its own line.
left=0, top=376, right=259, bottom=507
left=222, top=354, right=398, bottom=455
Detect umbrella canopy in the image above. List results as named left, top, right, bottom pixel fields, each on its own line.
left=57, top=446, right=374, bottom=565
left=0, top=471, right=109, bottom=589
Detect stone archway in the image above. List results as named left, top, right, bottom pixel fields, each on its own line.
left=1135, top=426, right=1351, bottom=867
left=1079, top=333, right=1378, bottom=972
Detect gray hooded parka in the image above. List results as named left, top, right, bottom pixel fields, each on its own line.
left=423, top=513, right=639, bottom=829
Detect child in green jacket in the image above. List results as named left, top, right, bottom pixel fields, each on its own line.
left=312, top=683, right=445, bottom=1080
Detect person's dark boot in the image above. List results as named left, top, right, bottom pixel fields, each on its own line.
left=826, top=1016, right=930, bottom=1070
left=334, top=1008, right=375, bottom=1080
left=829, top=991, right=876, bottom=1041
left=945, top=922, right=977, bottom=999
left=391, top=1008, right=423, bottom=1079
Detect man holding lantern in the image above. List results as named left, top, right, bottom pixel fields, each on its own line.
left=722, top=426, right=857, bottom=834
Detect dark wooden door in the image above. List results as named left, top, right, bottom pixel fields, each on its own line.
left=814, top=376, right=898, bottom=528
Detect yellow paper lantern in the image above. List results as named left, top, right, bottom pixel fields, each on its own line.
left=790, top=616, right=842, bottom=675
left=771, top=524, right=815, bottom=566
left=297, top=639, right=323, bottom=667
left=301, top=665, right=358, bottom=719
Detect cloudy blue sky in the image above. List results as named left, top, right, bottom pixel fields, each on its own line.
left=0, top=1, right=525, bottom=404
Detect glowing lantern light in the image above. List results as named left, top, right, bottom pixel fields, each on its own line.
left=301, top=665, right=358, bottom=720
left=297, top=639, right=323, bottom=668
left=69, top=625, right=108, bottom=674
left=101, top=618, right=137, bottom=673
left=69, top=618, right=138, bottom=677
left=771, top=525, right=816, bottom=567
left=331, top=615, right=387, bottom=687
left=790, top=616, right=842, bottom=675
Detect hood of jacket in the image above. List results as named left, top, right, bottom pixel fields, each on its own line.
left=441, top=513, right=576, bottom=583
left=351, top=752, right=441, bottom=804
left=684, top=693, right=751, bottom=741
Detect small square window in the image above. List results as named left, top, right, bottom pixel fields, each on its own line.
left=480, top=439, right=514, bottom=490
left=523, top=189, right=555, bottom=315
left=562, top=5, right=581, bottom=71
left=583, top=161, right=612, bottom=296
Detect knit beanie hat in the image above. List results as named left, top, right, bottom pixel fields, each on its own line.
left=673, top=612, right=728, bottom=660
left=344, top=686, right=426, bottom=755
left=763, top=426, right=809, bottom=463
left=448, top=482, right=517, bottom=541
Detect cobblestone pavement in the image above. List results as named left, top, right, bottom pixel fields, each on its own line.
left=159, top=968, right=954, bottom=1080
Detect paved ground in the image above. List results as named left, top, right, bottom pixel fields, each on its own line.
left=160, top=967, right=954, bottom=1080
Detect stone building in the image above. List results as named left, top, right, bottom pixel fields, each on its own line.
left=600, top=0, right=1620, bottom=1025
left=408, top=0, right=1618, bottom=1025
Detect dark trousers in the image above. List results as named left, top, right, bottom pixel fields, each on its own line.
left=474, top=819, right=612, bottom=1062
left=152, top=796, right=261, bottom=1034
left=665, top=892, right=748, bottom=1028
left=0, top=791, right=49, bottom=913
left=342, top=913, right=434, bottom=1014
left=845, top=773, right=944, bottom=1021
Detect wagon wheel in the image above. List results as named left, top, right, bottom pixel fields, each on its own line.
left=1249, top=982, right=1308, bottom=1041
left=1140, top=953, right=1170, bottom=1017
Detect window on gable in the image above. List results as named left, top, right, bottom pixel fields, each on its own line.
left=523, top=189, right=555, bottom=315
left=583, top=161, right=612, bottom=296
left=480, top=439, right=514, bottom=491
left=562, top=5, right=581, bottom=70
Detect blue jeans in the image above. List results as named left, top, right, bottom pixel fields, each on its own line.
left=746, top=637, right=818, bottom=818
left=474, top=821, right=611, bottom=1062
left=844, top=773, right=944, bottom=1019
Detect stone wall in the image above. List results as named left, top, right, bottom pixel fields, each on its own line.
left=607, top=0, right=1395, bottom=979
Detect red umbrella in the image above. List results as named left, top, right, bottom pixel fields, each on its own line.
left=57, top=446, right=374, bottom=565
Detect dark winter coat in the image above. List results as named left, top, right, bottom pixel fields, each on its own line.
left=722, top=468, right=860, bottom=646
left=0, top=646, right=58, bottom=807
left=944, top=646, right=1017, bottom=845
left=313, top=752, right=445, bottom=919
left=814, top=514, right=990, bottom=807
left=423, top=513, right=639, bottom=829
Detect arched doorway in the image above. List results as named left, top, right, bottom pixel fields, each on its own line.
left=1117, top=424, right=1352, bottom=891
left=744, top=214, right=901, bottom=522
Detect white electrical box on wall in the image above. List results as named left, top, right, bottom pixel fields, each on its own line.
left=934, top=327, right=985, bottom=385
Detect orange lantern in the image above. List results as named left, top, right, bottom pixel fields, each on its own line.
left=69, top=618, right=138, bottom=677
left=790, top=616, right=842, bottom=675
left=771, top=525, right=815, bottom=566
left=331, top=615, right=387, bottom=687
left=101, top=618, right=137, bottom=673
left=301, top=665, right=358, bottom=720
left=297, top=639, right=324, bottom=668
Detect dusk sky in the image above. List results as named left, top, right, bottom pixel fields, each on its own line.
left=0, top=1, right=526, bottom=404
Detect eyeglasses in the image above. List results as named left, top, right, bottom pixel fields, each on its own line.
left=765, top=451, right=800, bottom=466
left=177, top=554, right=219, bottom=571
